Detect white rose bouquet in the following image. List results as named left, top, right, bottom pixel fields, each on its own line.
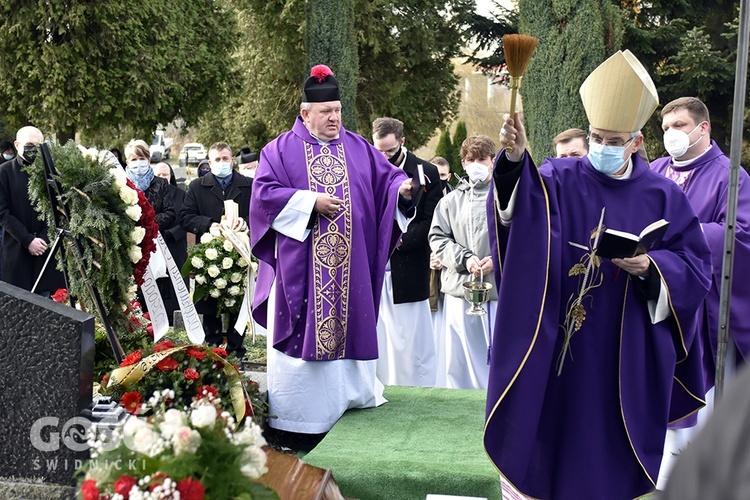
left=182, top=233, right=249, bottom=315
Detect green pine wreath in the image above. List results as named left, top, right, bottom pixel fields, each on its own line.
left=25, top=141, right=153, bottom=334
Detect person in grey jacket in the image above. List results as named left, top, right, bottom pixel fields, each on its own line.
left=429, top=134, right=498, bottom=389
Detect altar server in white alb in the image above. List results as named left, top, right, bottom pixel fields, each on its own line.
left=429, top=134, right=497, bottom=389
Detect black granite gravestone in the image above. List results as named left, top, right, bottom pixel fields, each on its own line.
left=0, top=281, right=95, bottom=498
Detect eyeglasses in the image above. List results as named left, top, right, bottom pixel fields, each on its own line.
left=587, top=135, right=635, bottom=148
left=378, top=145, right=400, bottom=158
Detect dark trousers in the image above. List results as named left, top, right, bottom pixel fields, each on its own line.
left=202, top=312, right=247, bottom=360
left=156, top=276, right=190, bottom=326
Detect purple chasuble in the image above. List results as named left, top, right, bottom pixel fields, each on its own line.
left=250, top=117, right=406, bottom=361
left=484, top=153, right=711, bottom=499
left=652, top=142, right=750, bottom=389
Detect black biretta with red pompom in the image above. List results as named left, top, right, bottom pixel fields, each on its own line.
left=302, top=64, right=341, bottom=103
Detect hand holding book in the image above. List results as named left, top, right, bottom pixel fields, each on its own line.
left=595, top=219, right=669, bottom=259
left=409, top=163, right=427, bottom=207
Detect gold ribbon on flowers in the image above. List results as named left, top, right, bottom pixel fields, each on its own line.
left=107, top=344, right=249, bottom=421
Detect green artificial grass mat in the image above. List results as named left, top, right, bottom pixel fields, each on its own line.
left=302, top=385, right=501, bottom=500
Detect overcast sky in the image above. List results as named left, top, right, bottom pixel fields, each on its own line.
left=475, top=0, right=515, bottom=17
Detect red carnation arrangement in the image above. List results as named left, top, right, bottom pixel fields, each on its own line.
left=103, top=342, right=268, bottom=423
left=310, top=64, right=333, bottom=82
left=126, top=178, right=158, bottom=286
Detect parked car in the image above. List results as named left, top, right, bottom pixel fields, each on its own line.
left=179, top=142, right=207, bottom=168
left=150, top=130, right=174, bottom=162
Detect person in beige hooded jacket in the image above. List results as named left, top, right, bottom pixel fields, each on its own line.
left=429, top=134, right=498, bottom=389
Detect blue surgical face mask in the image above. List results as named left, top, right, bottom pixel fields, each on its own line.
left=3, top=153, right=14, bottom=160
left=587, top=141, right=630, bottom=175
left=211, top=161, right=232, bottom=178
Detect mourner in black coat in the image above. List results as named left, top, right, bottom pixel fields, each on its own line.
left=179, top=143, right=252, bottom=359
left=389, top=150, right=442, bottom=303
left=180, top=170, right=252, bottom=241
left=142, top=176, right=176, bottom=231
left=0, top=128, right=64, bottom=294
left=162, top=167, right=188, bottom=270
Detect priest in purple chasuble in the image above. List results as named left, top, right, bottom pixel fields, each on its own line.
left=250, top=65, right=414, bottom=434
left=651, top=97, right=750, bottom=390
left=483, top=50, right=712, bottom=500
left=650, top=97, right=750, bottom=488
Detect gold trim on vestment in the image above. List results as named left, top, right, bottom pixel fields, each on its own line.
left=306, top=143, right=352, bottom=360
left=499, top=472, right=540, bottom=500
left=648, top=256, right=705, bottom=422
left=618, top=258, right=706, bottom=488
left=618, top=278, right=655, bottom=487
left=483, top=158, right=551, bottom=459
left=648, top=257, right=688, bottom=361
left=669, top=376, right=706, bottom=425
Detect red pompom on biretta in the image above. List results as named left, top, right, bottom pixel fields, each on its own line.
left=302, top=64, right=341, bottom=103
left=310, top=64, right=334, bottom=83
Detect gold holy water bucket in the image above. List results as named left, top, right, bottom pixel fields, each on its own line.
left=462, top=271, right=492, bottom=316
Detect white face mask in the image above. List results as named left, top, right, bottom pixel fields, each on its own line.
left=127, top=159, right=151, bottom=176
left=663, top=123, right=702, bottom=158
left=464, top=161, right=489, bottom=183
left=211, top=161, right=232, bottom=178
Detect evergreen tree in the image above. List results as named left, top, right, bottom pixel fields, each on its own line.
left=434, top=129, right=453, bottom=162
left=518, top=0, right=622, bottom=159
left=434, top=128, right=455, bottom=183
left=616, top=0, right=738, bottom=158
left=306, top=0, right=359, bottom=130
left=465, top=1, right=518, bottom=77
left=0, top=0, right=238, bottom=142
left=201, top=0, right=469, bottom=151
left=470, top=1, right=744, bottom=161
left=356, top=0, right=471, bottom=147
left=451, top=121, right=468, bottom=177
left=0, top=115, right=12, bottom=143
left=198, top=0, right=306, bottom=151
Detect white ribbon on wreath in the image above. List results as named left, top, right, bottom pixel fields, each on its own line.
left=141, top=232, right=205, bottom=344
left=141, top=256, right=169, bottom=341
left=157, top=232, right=205, bottom=344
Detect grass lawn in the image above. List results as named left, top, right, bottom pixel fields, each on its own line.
left=243, top=330, right=267, bottom=364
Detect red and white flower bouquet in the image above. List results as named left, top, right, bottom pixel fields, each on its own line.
left=79, top=391, right=277, bottom=499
